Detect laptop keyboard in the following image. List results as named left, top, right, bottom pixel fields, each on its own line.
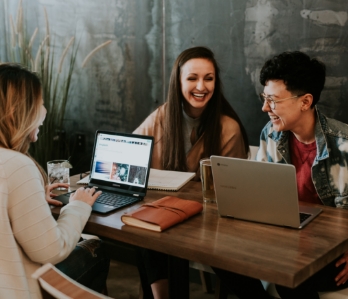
left=95, top=192, right=139, bottom=209
left=299, top=212, right=311, bottom=223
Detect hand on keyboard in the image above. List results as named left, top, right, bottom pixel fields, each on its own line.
left=70, top=187, right=102, bottom=207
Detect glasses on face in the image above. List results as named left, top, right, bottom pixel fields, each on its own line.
left=259, top=93, right=304, bottom=110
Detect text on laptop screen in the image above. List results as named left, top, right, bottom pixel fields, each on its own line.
left=90, top=132, right=153, bottom=188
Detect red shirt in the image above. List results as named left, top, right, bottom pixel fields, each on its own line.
left=289, top=133, right=322, bottom=205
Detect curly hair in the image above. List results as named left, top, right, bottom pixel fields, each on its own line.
left=260, top=51, right=326, bottom=107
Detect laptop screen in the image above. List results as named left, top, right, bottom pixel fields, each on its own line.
left=89, top=131, right=154, bottom=194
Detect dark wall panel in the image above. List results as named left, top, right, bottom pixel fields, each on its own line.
left=164, top=0, right=348, bottom=146
left=1, top=0, right=348, bottom=164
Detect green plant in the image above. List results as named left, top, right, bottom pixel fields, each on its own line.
left=1, top=0, right=111, bottom=168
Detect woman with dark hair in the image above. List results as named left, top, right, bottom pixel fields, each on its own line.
left=134, top=46, right=249, bottom=298
left=135, top=46, right=249, bottom=179
left=0, top=63, right=110, bottom=298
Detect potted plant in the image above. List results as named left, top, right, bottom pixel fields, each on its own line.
left=1, top=0, right=111, bottom=168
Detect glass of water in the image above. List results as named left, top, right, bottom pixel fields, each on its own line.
left=47, top=160, right=70, bottom=190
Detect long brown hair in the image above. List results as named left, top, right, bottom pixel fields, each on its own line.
left=0, top=63, right=48, bottom=183
left=162, top=46, right=249, bottom=171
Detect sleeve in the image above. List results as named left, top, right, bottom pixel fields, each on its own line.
left=257, top=122, right=272, bottom=162
left=220, top=116, right=248, bottom=159
left=133, top=109, right=160, bottom=136
left=7, top=157, right=91, bottom=265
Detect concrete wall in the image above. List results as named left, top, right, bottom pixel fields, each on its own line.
left=1, top=0, right=348, bottom=166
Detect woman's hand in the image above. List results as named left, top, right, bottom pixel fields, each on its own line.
left=335, top=250, right=348, bottom=286
left=69, top=187, right=102, bottom=207
left=45, top=183, right=70, bottom=206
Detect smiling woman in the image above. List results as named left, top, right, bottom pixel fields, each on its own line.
left=134, top=46, right=249, bottom=180
left=133, top=46, right=250, bottom=299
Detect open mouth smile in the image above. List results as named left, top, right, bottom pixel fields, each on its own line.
left=192, top=93, right=206, bottom=99
left=270, top=115, right=280, bottom=121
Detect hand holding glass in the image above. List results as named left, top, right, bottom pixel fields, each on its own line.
left=47, top=160, right=70, bottom=190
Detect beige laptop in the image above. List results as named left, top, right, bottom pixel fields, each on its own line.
left=210, top=156, right=322, bottom=229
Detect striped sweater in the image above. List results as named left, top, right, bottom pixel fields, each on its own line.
left=0, top=148, right=91, bottom=298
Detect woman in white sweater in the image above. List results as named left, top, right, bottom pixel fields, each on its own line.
left=0, top=63, right=110, bottom=298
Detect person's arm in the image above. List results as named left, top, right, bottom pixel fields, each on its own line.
left=256, top=125, right=269, bottom=162
left=133, top=108, right=160, bottom=135
left=8, top=157, right=95, bottom=265
left=220, top=117, right=248, bottom=159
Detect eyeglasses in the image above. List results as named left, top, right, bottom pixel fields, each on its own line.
left=259, top=93, right=304, bottom=110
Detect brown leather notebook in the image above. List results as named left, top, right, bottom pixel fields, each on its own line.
left=121, top=196, right=203, bottom=232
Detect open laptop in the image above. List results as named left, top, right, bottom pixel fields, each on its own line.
left=210, top=156, right=322, bottom=229
left=55, top=130, right=154, bottom=213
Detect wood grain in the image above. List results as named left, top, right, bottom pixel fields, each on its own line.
left=51, top=175, right=348, bottom=288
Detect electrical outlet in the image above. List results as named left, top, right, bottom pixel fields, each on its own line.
left=75, top=134, right=86, bottom=150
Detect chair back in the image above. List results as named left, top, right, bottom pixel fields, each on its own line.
left=32, top=263, right=112, bottom=299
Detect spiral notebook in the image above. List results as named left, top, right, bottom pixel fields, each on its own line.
left=78, top=168, right=195, bottom=191
left=147, top=169, right=195, bottom=191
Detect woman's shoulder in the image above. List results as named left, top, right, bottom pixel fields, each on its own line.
left=0, top=148, right=34, bottom=166
left=220, top=114, right=242, bottom=135
left=133, top=103, right=166, bottom=134
left=146, top=103, right=166, bottom=122
left=0, top=148, right=38, bottom=182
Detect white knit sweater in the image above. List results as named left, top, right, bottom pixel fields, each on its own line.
left=0, top=148, right=92, bottom=298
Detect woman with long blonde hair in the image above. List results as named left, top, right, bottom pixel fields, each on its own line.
left=0, top=64, right=109, bottom=298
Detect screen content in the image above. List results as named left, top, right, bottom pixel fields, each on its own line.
left=90, top=133, right=152, bottom=187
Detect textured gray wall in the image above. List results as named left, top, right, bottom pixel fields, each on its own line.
left=1, top=0, right=348, bottom=162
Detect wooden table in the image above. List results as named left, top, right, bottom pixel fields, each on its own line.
left=52, top=175, right=348, bottom=290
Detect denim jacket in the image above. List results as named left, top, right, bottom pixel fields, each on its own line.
left=257, top=107, right=348, bottom=208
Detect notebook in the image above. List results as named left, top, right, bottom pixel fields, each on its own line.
left=55, top=130, right=154, bottom=213
left=210, top=156, right=322, bottom=229
left=147, top=169, right=195, bottom=191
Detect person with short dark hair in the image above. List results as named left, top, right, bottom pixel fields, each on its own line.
left=261, top=52, right=348, bottom=298
left=213, top=51, right=348, bottom=298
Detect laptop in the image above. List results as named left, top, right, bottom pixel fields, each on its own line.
left=210, top=156, right=322, bottom=229
left=55, top=130, right=154, bottom=213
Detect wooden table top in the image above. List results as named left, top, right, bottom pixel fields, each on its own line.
left=51, top=174, right=348, bottom=288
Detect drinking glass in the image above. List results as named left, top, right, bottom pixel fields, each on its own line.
left=199, top=158, right=216, bottom=203
left=47, top=160, right=70, bottom=190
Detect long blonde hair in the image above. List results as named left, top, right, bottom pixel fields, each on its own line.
left=0, top=63, right=48, bottom=184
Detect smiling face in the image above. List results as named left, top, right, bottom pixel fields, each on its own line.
left=180, top=58, right=215, bottom=118
left=262, top=80, right=304, bottom=132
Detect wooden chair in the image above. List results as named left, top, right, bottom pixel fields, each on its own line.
left=32, top=263, right=112, bottom=299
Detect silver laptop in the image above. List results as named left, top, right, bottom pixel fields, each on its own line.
left=55, top=131, right=154, bottom=213
left=210, top=156, right=322, bottom=229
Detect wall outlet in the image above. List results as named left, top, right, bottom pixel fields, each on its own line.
left=75, top=134, right=86, bottom=150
